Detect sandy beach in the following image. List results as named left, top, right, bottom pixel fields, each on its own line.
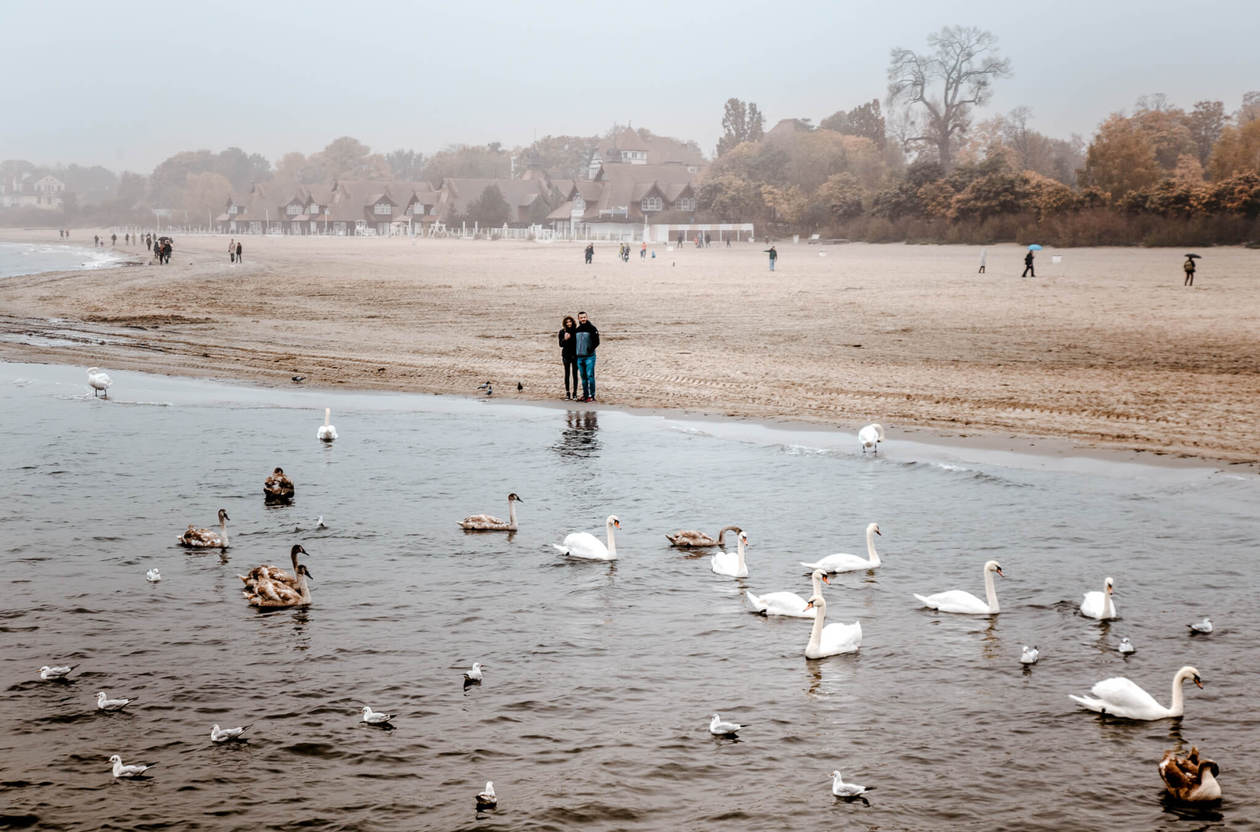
left=1, top=229, right=1257, bottom=464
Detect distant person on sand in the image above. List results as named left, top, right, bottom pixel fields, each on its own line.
left=236, top=241, right=242, bottom=262
left=640, top=241, right=646, bottom=260
left=574, top=311, right=600, bottom=402
left=584, top=243, right=594, bottom=264
left=93, top=234, right=99, bottom=247
left=229, top=238, right=236, bottom=263
left=1183, top=256, right=1196, bottom=286
left=1022, top=249, right=1035, bottom=278
left=765, top=245, right=777, bottom=271
left=558, top=315, right=578, bottom=400
left=111, top=233, right=116, bottom=246
left=978, top=248, right=987, bottom=274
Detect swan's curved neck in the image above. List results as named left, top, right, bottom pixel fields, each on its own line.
left=1169, top=671, right=1188, bottom=716
left=507, top=499, right=517, bottom=528
left=716, top=525, right=737, bottom=545
left=605, top=522, right=616, bottom=556
left=291, top=549, right=299, bottom=573
left=735, top=536, right=746, bottom=573
left=811, top=572, right=824, bottom=597
left=866, top=527, right=880, bottom=566
left=323, top=408, right=331, bottom=427
left=807, top=598, right=827, bottom=652
left=1102, top=582, right=1114, bottom=618
left=220, top=515, right=229, bottom=547
left=983, top=567, right=999, bottom=613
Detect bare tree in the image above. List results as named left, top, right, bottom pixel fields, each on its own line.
left=887, top=26, right=1012, bottom=168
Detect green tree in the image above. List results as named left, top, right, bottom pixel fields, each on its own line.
left=887, top=25, right=1012, bottom=168
left=385, top=149, right=426, bottom=180
left=464, top=184, right=512, bottom=226
left=819, top=100, right=886, bottom=149
left=716, top=98, right=765, bottom=156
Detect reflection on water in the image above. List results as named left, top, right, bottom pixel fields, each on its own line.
left=554, top=409, right=600, bottom=459
left=1, top=363, right=1258, bottom=832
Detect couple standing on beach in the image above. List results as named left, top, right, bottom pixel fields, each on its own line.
left=558, top=312, right=600, bottom=401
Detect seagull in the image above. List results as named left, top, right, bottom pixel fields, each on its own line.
left=1188, top=617, right=1213, bottom=634
left=831, top=769, right=869, bottom=797
left=361, top=705, right=395, bottom=725
left=96, top=690, right=135, bottom=711
left=315, top=515, right=327, bottom=529
left=291, top=375, right=306, bottom=384
left=1118, top=637, right=1136, bottom=655
left=708, top=713, right=744, bottom=737
left=39, top=664, right=75, bottom=680
left=109, top=755, right=156, bottom=778
left=478, top=381, right=493, bottom=397
left=464, top=662, right=484, bottom=687
left=1019, top=645, right=1039, bottom=665
left=210, top=724, right=248, bottom=743
left=145, top=568, right=161, bottom=583
left=87, top=367, right=112, bottom=398
left=476, top=781, right=497, bottom=809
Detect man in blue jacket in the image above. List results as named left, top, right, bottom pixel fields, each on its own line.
left=574, top=311, right=600, bottom=402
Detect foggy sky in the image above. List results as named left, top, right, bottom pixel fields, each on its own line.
left=3, top=0, right=1257, bottom=173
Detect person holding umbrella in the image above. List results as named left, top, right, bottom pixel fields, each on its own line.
left=1184, top=253, right=1200, bottom=286
left=1022, top=244, right=1040, bottom=278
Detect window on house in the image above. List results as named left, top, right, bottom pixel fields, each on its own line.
left=286, top=204, right=301, bottom=215
left=641, top=196, right=662, bottom=212
left=677, top=197, right=696, bottom=212
left=309, top=204, right=320, bottom=214
left=228, top=205, right=238, bottom=215
left=374, top=203, right=392, bottom=215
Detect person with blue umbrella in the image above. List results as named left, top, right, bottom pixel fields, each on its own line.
left=1022, top=243, right=1041, bottom=278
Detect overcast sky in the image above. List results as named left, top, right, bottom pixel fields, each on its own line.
left=3, top=0, right=1257, bottom=172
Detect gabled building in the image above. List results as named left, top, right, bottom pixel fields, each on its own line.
left=1, top=174, right=67, bottom=210
left=587, top=128, right=706, bottom=179
left=433, top=178, right=553, bottom=227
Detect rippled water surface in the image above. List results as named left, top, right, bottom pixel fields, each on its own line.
left=0, top=242, right=124, bottom=278
left=2, top=362, right=1257, bottom=831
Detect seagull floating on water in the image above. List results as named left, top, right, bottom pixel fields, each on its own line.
left=87, top=367, right=112, bottom=398
left=476, top=781, right=497, bottom=809
left=145, top=568, right=161, bottom=583
left=39, top=664, right=74, bottom=680
left=96, top=690, right=135, bottom=711
left=1118, top=637, right=1136, bottom=655
left=464, top=662, right=484, bottom=686
left=210, top=724, right=248, bottom=743
left=831, top=769, right=869, bottom=797
left=361, top=705, right=396, bottom=725
left=315, top=515, right=327, bottom=529
left=1020, top=645, right=1040, bottom=665
left=709, top=713, right=744, bottom=736
left=109, top=755, right=156, bottom=778
left=1188, top=617, right=1213, bottom=634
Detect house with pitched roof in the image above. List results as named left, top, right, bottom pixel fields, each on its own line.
left=433, top=178, right=554, bottom=227
left=549, top=163, right=699, bottom=238
left=1, top=174, right=67, bottom=210
left=587, top=128, right=706, bottom=179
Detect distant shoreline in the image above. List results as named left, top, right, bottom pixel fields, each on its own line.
left=1, top=228, right=1257, bottom=467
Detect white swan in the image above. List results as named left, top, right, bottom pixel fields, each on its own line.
left=1080, top=576, right=1117, bottom=620
left=858, top=423, right=884, bottom=454
left=1069, top=665, right=1202, bottom=720
left=87, top=367, right=112, bottom=398
left=800, top=523, right=882, bottom=573
left=554, top=515, right=620, bottom=560
left=803, top=594, right=861, bottom=658
left=318, top=407, right=337, bottom=442
left=746, top=569, right=829, bottom=618
left=914, top=559, right=1003, bottom=615
left=145, top=568, right=161, bottom=583
left=710, top=531, right=750, bottom=578
left=460, top=493, right=522, bottom=531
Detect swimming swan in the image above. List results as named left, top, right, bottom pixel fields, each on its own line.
left=1080, top=576, right=1117, bottom=619
left=178, top=508, right=230, bottom=548
left=1069, top=665, right=1202, bottom=720
left=710, top=531, right=750, bottom=578
left=666, top=525, right=741, bottom=548
left=858, top=423, right=884, bottom=454
left=317, top=408, right=337, bottom=442
left=460, top=493, right=522, bottom=531
left=914, top=559, right=1003, bottom=614
left=800, top=523, right=882, bottom=573
left=554, top=515, right=620, bottom=560
left=803, top=594, right=861, bottom=658
left=746, top=569, right=829, bottom=618
left=241, top=544, right=312, bottom=607
left=1160, top=747, right=1221, bottom=802
left=263, top=467, right=295, bottom=504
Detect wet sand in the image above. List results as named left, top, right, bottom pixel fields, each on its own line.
left=1, top=229, right=1258, bottom=464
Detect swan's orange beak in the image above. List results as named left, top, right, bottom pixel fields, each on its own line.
left=804, top=601, right=815, bottom=611
left=1194, top=677, right=1203, bottom=689
left=995, top=567, right=1005, bottom=577
left=821, top=575, right=830, bottom=584
left=614, top=520, right=621, bottom=528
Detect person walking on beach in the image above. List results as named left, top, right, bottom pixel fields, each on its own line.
left=978, top=248, right=987, bottom=274
left=558, top=315, right=578, bottom=399
left=574, top=311, right=600, bottom=402
left=1021, top=249, right=1035, bottom=278
left=1183, top=255, right=1196, bottom=286
left=111, top=233, right=117, bottom=246
left=229, top=238, right=236, bottom=263
left=765, top=245, right=777, bottom=271
left=235, top=241, right=243, bottom=263
left=584, top=243, right=594, bottom=264
left=640, top=241, right=647, bottom=260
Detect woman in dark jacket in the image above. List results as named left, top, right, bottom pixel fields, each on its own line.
left=558, top=315, right=578, bottom=399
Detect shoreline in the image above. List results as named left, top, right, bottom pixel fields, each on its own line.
left=1, top=229, right=1258, bottom=468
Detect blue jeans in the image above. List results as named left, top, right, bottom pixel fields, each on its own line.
left=769, top=258, right=776, bottom=271
left=577, top=355, right=596, bottom=399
